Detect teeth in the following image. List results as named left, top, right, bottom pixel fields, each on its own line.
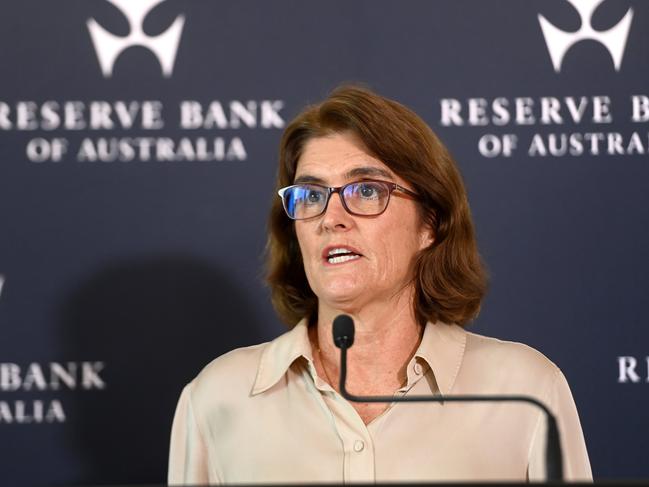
left=328, top=254, right=360, bottom=264
left=328, top=247, right=353, bottom=256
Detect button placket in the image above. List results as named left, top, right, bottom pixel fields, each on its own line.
left=319, top=388, right=375, bottom=482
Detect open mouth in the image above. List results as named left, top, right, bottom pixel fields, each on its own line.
left=325, top=247, right=362, bottom=265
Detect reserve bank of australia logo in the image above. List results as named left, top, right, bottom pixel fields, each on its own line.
left=538, top=0, right=634, bottom=72
left=87, top=0, right=185, bottom=77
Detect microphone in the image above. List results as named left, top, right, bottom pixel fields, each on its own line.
left=332, top=314, right=564, bottom=482
left=333, top=314, right=354, bottom=348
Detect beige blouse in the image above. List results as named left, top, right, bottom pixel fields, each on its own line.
left=168, top=320, right=592, bottom=483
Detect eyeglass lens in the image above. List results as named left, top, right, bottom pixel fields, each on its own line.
left=283, top=182, right=390, bottom=219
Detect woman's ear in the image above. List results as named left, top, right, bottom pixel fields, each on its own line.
left=419, top=225, right=435, bottom=250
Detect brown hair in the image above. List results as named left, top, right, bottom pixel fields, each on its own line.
left=266, top=85, right=487, bottom=327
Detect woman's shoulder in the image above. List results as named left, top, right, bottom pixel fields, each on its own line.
left=187, top=342, right=268, bottom=405
left=466, top=330, right=556, bottom=362
left=459, top=327, right=563, bottom=393
left=466, top=329, right=558, bottom=369
left=184, top=320, right=308, bottom=406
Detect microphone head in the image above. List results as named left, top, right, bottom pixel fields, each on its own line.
left=332, top=314, right=355, bottom=349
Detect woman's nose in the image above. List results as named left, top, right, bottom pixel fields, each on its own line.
left=321, top=192, right=353, bottom=231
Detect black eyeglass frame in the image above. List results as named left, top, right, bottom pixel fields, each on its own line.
left=277, top=179, right=420, bottom=220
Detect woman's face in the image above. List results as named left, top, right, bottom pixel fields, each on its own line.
left=294, top=132, right=433, bottom=313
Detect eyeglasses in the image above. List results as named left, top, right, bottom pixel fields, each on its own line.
left=277, top=179, right=419, bottom=220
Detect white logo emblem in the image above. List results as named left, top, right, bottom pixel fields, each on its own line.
left=538, top=0, right=633, bottom=72
left=87, top=0, right=185, bottom=77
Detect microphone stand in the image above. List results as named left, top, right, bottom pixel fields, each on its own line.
left=336, top=340, right=564, bottom=482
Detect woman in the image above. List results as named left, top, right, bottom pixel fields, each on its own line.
left=168, top=86, right=592, bottom=483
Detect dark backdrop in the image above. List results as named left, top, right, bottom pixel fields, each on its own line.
left=1, top=1, right=647, bottom=485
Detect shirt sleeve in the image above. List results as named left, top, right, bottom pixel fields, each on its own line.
left=527, top=367, right=593, bottom=482
left=168, top=382, right=217, bottom=485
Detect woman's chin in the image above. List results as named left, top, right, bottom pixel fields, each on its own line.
left=317, top=284, right=364, bottom=310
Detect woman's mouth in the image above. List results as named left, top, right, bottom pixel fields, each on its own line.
left=325, top=247, right=362, bottom=265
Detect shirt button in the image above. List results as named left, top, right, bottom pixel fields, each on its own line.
left=414, top=363, right=423, bottom=375
left=353, top=440, right=365, bottom=452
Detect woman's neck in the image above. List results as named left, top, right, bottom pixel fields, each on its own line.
left=312, top=287, right=423, bottom=397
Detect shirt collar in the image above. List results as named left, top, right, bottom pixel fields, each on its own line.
left=251, top=318, right=467, bottom=396
left=251, top=318, right=313, bottom=395
left=414, top=321, right=467, bottom=395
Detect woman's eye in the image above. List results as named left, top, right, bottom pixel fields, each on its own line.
left=306, top=191, right=322, bottom=203
left=359, top=184, right=378, bottom=198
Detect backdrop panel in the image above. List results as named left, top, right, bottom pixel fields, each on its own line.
left=0, top=1, right=647, bottom=485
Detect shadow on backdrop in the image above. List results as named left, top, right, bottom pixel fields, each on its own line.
left=58, top=255, right=264, bottom=485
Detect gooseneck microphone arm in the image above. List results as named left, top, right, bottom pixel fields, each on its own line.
left=331, top=314, right=564, bottom=482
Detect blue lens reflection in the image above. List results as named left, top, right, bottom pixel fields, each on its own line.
left=284, top=186, right=326, bottom=218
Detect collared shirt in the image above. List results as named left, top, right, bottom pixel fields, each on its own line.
left=168, top=320, right=592, bottom=483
